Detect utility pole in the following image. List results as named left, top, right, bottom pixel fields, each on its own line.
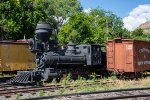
left=106, top=19, right=109, bottom=41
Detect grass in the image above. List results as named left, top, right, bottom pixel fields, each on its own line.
left=16, top=94, right=21, bottom=100
left=61, top=73, right=72, bottom=86
left=0, top=72, right=16, bottom=77
left=18, top=74, right=150, bottom=99
left=54, top=75, right=150, bottom=95
left=58, top=88, right=65, bottom=95
left=38, top=90, right=45, bottom=97
left=87, top=78, right=147, bottom=91
left=46, top=91, right=52, bottom=96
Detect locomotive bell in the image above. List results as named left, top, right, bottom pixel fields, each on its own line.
left=35, top=21, right=52, bottom=42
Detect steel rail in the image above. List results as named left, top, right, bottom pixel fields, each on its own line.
left=0, top=80, right=112, bottom=97
left=21, top=87, right=150, bottom=100
left=90, top=94, right=150, bottom=100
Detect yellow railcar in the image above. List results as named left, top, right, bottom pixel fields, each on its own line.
left=0, top=40, right=35, bottom=72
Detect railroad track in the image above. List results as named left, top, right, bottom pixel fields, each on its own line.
left=0, top=80, right=113, bottom=99
left=0, top=76, right=15, bottom=84
left=21, top=87, right=150, bottom=100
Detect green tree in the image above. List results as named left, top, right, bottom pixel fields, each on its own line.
left=58, top=12, right=94, bottom=44
left=58, top=8, right=126, bottom=45
left=131, top=28, right=147, bottom=40
left=38, top=0, right=82, bottom=34
left=0, top=0, right=47, bottom=40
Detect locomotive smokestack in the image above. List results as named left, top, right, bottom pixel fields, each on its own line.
left=35, top=21, right=52, bottom=42
left=29, top=21, right=53, bottom=52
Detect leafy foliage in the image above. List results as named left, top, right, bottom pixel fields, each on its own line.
left=58, top=12, right=93, bottom=44
left=130, top=28, right=149, bottom=40
left=36, top=0, right=82, bottom=34
left=58, top=8, right=129, bottom=45
left=0, top=0, right=82, bottom=40
left=0, top=0, right=47, bottom=40
left=0, top=0, right=147, bottom=43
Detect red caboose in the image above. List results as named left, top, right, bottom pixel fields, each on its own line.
left=107, top=38, right=150, bottom=77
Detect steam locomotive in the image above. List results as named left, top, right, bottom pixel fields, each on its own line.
left=8, top=21, right=106, bottom=84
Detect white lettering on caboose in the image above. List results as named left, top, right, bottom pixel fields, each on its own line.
left=138, top=61, right=150, bottom=66
left=139, top=48, right=150, bottom=53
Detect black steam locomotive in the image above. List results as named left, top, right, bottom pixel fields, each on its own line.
left=8, top=21, right=106, bottom=84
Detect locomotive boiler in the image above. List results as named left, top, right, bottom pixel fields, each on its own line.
left=8, top=21, right=105, bottom=84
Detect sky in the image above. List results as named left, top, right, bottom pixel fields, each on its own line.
left=80, top=0, right=150, bottom=31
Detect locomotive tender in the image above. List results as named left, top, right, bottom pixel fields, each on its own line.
left=8, top=21, right=105, bottom=84
left=0, top=41, right=35, bottom=72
